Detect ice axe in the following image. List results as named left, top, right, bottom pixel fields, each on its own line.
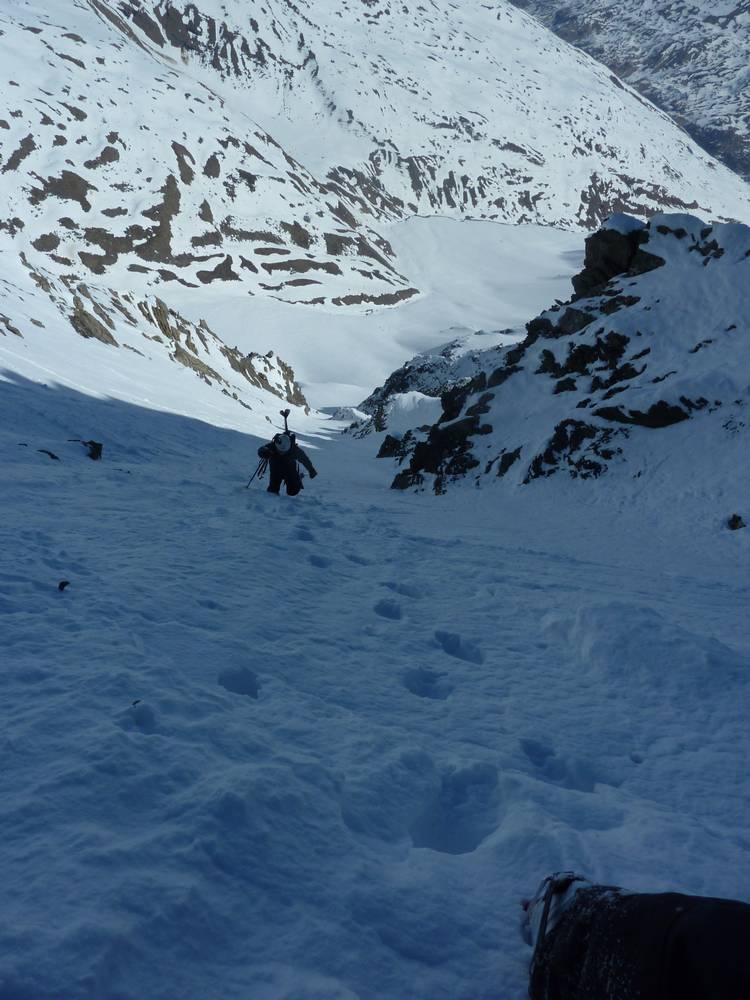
left=280, top=408, right=291, bottom=433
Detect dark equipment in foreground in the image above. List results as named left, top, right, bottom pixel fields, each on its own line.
left=248, top=409, right=318, bottom=496
left=524, top=872, right=750, bottom=999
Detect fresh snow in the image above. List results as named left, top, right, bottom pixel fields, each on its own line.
left=2, top=373, right=749, bottom=999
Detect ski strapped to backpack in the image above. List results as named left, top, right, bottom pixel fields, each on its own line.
left=246, top=409, right=294, bottom=488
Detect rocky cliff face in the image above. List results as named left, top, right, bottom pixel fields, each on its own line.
left=509, top=0, right=750, bottom=182
left=377, top=213, right=750, bottom=492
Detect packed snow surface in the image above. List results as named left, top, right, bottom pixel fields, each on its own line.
left=2, top=366, right=749, bottom=999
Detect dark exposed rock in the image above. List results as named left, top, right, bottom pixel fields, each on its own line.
left=29, top=170, right=96, bottom=211
left=572, top=224, right=663, bottom=298
left=599, top=294, right=640, bottom=315
left=525, top=419, right=623, bottom=481
left=554, top=377, right=577, bottom=393
left=171, top=142, right=195, bottom=184
left=728, top=514, right=746, bottom=530
left=377, top=433, right=413, bottom=459
left=2, top=134, right=37, bottom=173
left=441, top=380, right=479, bottom=422
left=332, top=288, right=418, bottom=307
left=325, top=233, right=355, bottom=255
left=281, top=221, right=313, bottom=248
left=262, top=258, right=341, bottom=276
left=0, top=313, right=24, bottom=337
left=70, top=295, right=119, bottom=346
left=128, top=7, right=165, bottom=47
left=496, top=446, right=522, bottom=476
left=31, top=233, right=60, bottom=252
left=83, top=145, right=120, bottom=170
left=593, top=400, right=689, bottom=427
left=203, top=154, right=220, bottom=178
left=0, top=217, right=25, bottom=235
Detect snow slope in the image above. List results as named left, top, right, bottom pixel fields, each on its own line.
left=2, top=368, right=749, bottom=1000
left=510, top=0, right=750, bottom=181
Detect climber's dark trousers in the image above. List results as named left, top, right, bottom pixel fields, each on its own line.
left=267, top=456, right=303, bottom=496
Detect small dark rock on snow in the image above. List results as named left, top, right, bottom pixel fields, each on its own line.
left=728, top=514, right=746, bottom=530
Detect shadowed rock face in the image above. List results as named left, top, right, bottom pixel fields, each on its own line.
left=378, top=213, right=750, bottom=492
left=508, top=0, right=750, bottom=182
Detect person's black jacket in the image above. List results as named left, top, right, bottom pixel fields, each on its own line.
left=258, top=436, right=317, bottom=496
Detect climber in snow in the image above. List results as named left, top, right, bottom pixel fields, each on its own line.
left=257, top=429, right=317, bottom=496
left=523, top=872, right=750, bottom=1000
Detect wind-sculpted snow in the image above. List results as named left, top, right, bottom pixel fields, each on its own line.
left=509, top=0, right=750, bottom=182
left=115, top=0, right=750, bottom=230
left=378, top=212, right=750, bottom=492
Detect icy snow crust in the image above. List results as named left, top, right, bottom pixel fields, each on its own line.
left=2, top=367, right=750, bottom=1000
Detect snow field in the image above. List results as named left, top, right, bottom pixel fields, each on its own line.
left=2, top=372, right=749, bottom=999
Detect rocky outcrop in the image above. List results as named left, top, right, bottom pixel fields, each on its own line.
left=378, top=213, right=750, bottom=492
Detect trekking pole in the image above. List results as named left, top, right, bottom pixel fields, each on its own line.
left=246, top=457, right=268, bottom=488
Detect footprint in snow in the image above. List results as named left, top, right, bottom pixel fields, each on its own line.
left=385, top=581, right=425, bottom=599
left=346, top=553, right=371, bottom=566
left=519, top=738, right=614, bottom=793
left=309, top=554, right=332, bottom=569
left=374, top=598, right=402, bottom=620
left=434, top=630, right=484, bottom=665
left=402, top=666, right=453, bottom=700
left=218, top=666, right=260, bottom=699
left=410, top=762, right=500, bottom=855
left=295, top=527, right=315, bottom=542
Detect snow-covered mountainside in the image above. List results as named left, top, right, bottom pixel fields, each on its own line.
left=377, top=212, right=750, bottom=494
left=0, top=236, right=311, bottom=434
left=4, top=0, right=750, bottom=419
left=509, top=0, right=750, bottom=182
left=0, top=0, right=416, bottom=311
left=116, top=0, right=750, bottom=231
left=2, top=0, right=750, bottom=318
